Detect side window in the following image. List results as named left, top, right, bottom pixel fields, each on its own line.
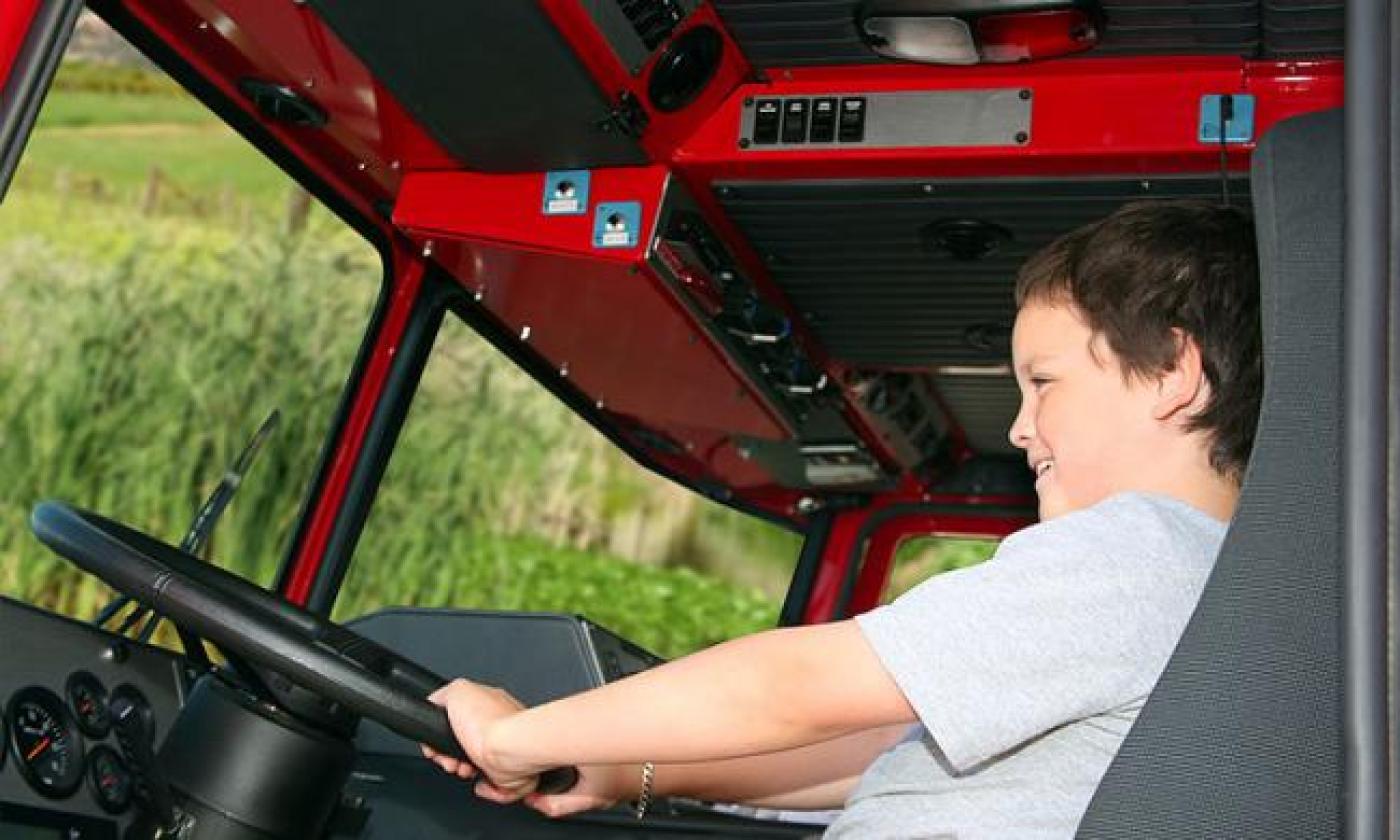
left=334, top=314, right=802, bottom=659
left=883, top=536, right=998, bottom=602
left=0, top=16, right=381, bottom=636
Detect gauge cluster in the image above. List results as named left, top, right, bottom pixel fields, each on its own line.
left=0, top=596, right=184, bottom=836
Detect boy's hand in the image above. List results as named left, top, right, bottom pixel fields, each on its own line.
left=421, top=678, right=538, bottom=801
left=523, top=764, right=632, bottom=818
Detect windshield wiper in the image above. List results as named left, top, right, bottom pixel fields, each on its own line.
left=94, top=409, right=281, bottom=661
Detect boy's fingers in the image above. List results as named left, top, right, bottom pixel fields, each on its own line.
left=524, top=792, right=598, bottom=819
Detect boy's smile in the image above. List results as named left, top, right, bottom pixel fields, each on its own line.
left=1009, top=300, right=1165, bottom=521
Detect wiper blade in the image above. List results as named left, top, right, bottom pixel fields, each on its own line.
left=94, top=410, right=281, bottom=655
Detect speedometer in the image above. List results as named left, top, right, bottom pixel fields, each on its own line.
left=6, top=686, right=84, bottom=798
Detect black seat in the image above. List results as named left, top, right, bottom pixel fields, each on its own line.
left=1077, top=109, right=1345, bottom=837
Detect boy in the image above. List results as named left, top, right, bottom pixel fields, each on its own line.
left=422, top=199, right=1261, bottom=838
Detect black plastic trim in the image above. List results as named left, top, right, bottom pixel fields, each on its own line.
left=302, top=272, right=450, bottom=616
left=0, top=0, right=81, bottom=201
left=779, top=510, right=833, bottom=626
left=1342, top=0, right=1392, bottom=836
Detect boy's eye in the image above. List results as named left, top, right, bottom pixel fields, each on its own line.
left=1029, top=376, right=1052, bottom=388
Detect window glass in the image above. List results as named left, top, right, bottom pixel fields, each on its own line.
left=335, top=315, right=802, bottom=659
left=883, top=536, right=998, bottom=603
left=0, top=17, right=381, bottom=637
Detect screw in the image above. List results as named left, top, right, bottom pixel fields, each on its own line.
left=744, top=97, right=754, bottom=106
left=739, top=138, right=751, bottom=149
left=1014, top=131, right=1029, bottom=144
left=1019, top=88, right=1031, bottom=100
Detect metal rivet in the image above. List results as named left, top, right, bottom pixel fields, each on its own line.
left=921, top=184, right=935, bottom=194
left=473, top=287, right=484, bottom=302
left=197, top=20, right=210, bottom=30
left=559, top=363, right=569, bottom=378
left=520, top=325, right=532, bottom=341
left=303, top=78, right=315, bottom=89
left=421, top=241, right=434, bottom=257
left=390, top=160, right=402, bottom=171
left=595, top=399, right=606, bottom=410
left=356, top=161, right=367, bottom=171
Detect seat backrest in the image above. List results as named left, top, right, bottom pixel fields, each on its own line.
left=1077, top=108, right=1345, bottom=838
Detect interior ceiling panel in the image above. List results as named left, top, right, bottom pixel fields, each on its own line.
left=933, top=374, right=1022, bottom=455
left=712, top=1, right=1344, bottom=68
left=714, top=175, right=1247, bottom=369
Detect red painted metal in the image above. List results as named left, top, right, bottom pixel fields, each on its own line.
left=674, top=57, right=1343, bottom=180
left=848, top=510, right=1031, bottom=615
left=803, top=501, right=1034, bottom=623
left=0, top=0, right=41, bottom=85
left=284, top=240, right=426, bottom=606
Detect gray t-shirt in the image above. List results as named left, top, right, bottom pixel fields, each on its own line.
left=826, top=492, right=1227, bottom=839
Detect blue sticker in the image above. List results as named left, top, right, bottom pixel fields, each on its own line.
left=593, top=202, right=642, bottom=249
left=542, top=170, right=590, bottom=216
left=1198, top=94, right=1255, bottom=144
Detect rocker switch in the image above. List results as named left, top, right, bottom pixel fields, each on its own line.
left=810, top=98, right=838, bottom=142
left=838, top=97, right=867, bottom=143
left=781, top=99, right=810, bottom=144
left=752, top=99, right=781, bottom=144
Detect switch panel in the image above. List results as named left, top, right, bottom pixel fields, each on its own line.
left=739, top=88, right=1031, bottom=150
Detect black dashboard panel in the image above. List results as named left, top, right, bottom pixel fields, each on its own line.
left=0, top=596, right=186, bottom=838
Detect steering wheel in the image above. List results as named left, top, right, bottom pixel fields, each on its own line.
left=30, top=500, right=578, bottom=794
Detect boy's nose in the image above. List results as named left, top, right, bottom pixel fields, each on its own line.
left=1008, top=401, right=1034, bottom=449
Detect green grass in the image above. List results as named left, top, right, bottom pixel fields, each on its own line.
left=35, top=89, right=214, bottom=129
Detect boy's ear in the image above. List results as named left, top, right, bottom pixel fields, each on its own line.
left=1152, top=329, right=1208, bottom=422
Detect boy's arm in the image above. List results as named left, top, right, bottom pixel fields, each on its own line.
left=523, top=723, right=910, bottom=818
left=430, top=619, right=915, bottom=793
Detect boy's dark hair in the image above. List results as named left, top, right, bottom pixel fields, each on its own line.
left=1014, top=199, right=1261, bottom=484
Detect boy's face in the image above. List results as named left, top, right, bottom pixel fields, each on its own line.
left=1009, top=300, right=1164, bottom=520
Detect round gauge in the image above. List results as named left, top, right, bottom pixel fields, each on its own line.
left=6, top=686, right=84, bottom=798
left=109, top=684, right=155, bottom=743
left=66, top=671, right=111, bottom=738
left=86, top=745, right=132, bottom=814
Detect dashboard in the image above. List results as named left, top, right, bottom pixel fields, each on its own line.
left=0, top=599, right=822, bottom=839
left=0, top=596, right=187, bottom=840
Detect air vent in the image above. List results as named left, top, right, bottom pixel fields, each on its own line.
left=617, top=0, right=688, bottom=50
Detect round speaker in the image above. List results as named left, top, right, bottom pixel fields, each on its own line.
left=648, top=26, right=724, bottom=114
